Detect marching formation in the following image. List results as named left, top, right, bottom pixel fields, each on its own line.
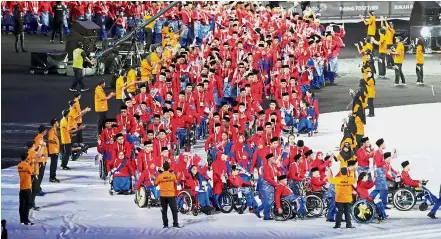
left=13, top=1, right=440, bottom=230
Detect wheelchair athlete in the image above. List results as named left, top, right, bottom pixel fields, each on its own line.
left=185, top=165, right=213, bottom=214
left=227, top=165, right=258, bottom=213
left=356, top=172, right=387, bottom=222
left=108, top=151, right=135, bottom=195
left=135, top=167, right=160, bottom=203
left=275, top=175, right=307, bottom=219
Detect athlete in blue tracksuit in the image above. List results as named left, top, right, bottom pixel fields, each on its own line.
left=255, top=153, right=278, bottom=220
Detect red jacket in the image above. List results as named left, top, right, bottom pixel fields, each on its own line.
left=228, top=174, right=252, bottom=188
left=185, top=176, right=200, bottom=196
left=311, top=176, right=327, bottom=191
left=108, top=157, right=135, bottom=178
left=116, top=114, right=135, bottom=133
left=357, top=181, right=375, bottom=201
left=275, top=184, right=293, bottom=209
left=136, top=150, right=155, bottom=173
left=263, top=163, right=279, bottom=187
left=373, top=149, right=385, bottom=168
left=401, top=171, right=420, bottom=187
left=356, top=147, right=372, bottom=167
left=385, top=163, right=398, bottom=181
left=211, top=156, right=228, bottom=194
left=287, top=162, right=303, bottom=182
left=135, top=169, right=156, bottom=190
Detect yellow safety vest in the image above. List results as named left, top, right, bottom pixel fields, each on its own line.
left=73, top=48, right=84, bottom=69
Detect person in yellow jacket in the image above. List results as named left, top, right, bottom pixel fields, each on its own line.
left=140, top=59, right=152, bottom=83
left=143, top=10, right=155, bottom=52
left=336, top=142, right=356, bottom=169
left=355, top=38, right=375, bottom=74
left=18, top=151, right=34, bottom=225
left=70, top=41, right=94, bottom=92
left=126, top=67, right=144, bottom=94
left=149, top=46, right=164, bottom=82
left=329, top=167, right=356, bottom=229
left=72, top=93, right=85, bottom=144
left=361, top=11, right=376, bottom=38
left=26, top=140, right=43, bottom=211
left=364, top=67, right=376, bottom=117
left=115, top=71, right=128, bottom=102
left=371, top=28, right=387, bottom=78
left=95, top=79, right=115, bottom=134
left=381, top=17, right=395, bottom=68
left=68, top=100, right=91, bottom=146
left=33, top=125, right=49, bottom=196
left=415, top=38, right=425, bottom=84
left=48, top=119, right=60, bottom=183
left=154, top=161, right=180, bottom=228
left=391, top=36, right=406, bottom=85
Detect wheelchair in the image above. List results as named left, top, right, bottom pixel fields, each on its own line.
left=270, top=195, right=308, bottom=221
left=351, top=199, right=377, bottom=223
left=134, top=184, right=160, bottom=208
left=299, top=180, right=326, bottom=217
left=95, top=154, right=107, bottom=180
left=393, top=180, right=436, bottom=211
left=387, top=179, right=401, bottom=204
left=217, top=173, right=254, bottom=214
left=176, top=182, right=211, bottom=216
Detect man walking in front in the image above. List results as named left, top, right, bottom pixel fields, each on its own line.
left=329, top=168, right=356, bottom=229
left=70, top=41, right=93, bottom=92
left=154, top=162, right=180, bottom=229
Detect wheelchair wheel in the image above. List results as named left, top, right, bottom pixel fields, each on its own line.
left=393, top=188, right=416, bottom=211
left=351, top=199, right=377, bottom=224
left=192, top=205, right=200, bottom=216
left=218, top=191, right=234, bottom=213
left=419, top=202, right=428, bottom=211
left=135, top=187, right=148, bottom=208
left=177, top=191, right=193, bottom=214
left=305, top=194, right=324, bottom=217
left=233, top=196, right=248, bottom=213
left=174, top=142, right=180, bottom=156
left=99, top=159, right=106, bottom=179
left=270, top=198, right=292, bottom=221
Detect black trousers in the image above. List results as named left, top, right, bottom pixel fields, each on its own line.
left=31, top=176, right=39, bottom=207
left=38, top=162, right=46, bottom=191
left=394, top=63, right=405, bottom=84
left=97, top=111, right=107, bottom=134
left=160, top=196, right=179, bottom=227
left=378, top=53, right=386, bottom=76
left=144, top=28, right=153, bottom=52
left=336, top=202, right=352, bottom=227
left=61, top=143, right=72, bottom=168
left=49, top=154, right=58, bottom=179
left=71, top=68, right=85, bottom=90
left=368, top=97, right=375, bottom=115
left=19, top=189, right=32, bottom=223
left=14, top=32, right=25, bottom=51
left=51, top=21, right=63, bottom=41
left=416, top=64, right=424, bottom=83
left=386, top=45, right=394, bottom=68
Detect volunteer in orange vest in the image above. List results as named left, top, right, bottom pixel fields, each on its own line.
left=154, top=161, right=180, bottom=229
left=33, top=125, right=49, bottom=196
left=18, top=151, right=34, bottom=226
left=48, top=119, right=61, bottom=183
left=95, top=79, right=116, bottom=134
left=329, top=167, right=356, bottom=229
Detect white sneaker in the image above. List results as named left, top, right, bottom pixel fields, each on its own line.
left=401, top=83, right=407, bottom=86
left=393, top=83, right=399, bottom=86
left=50, top=40, right=54, bottom=43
